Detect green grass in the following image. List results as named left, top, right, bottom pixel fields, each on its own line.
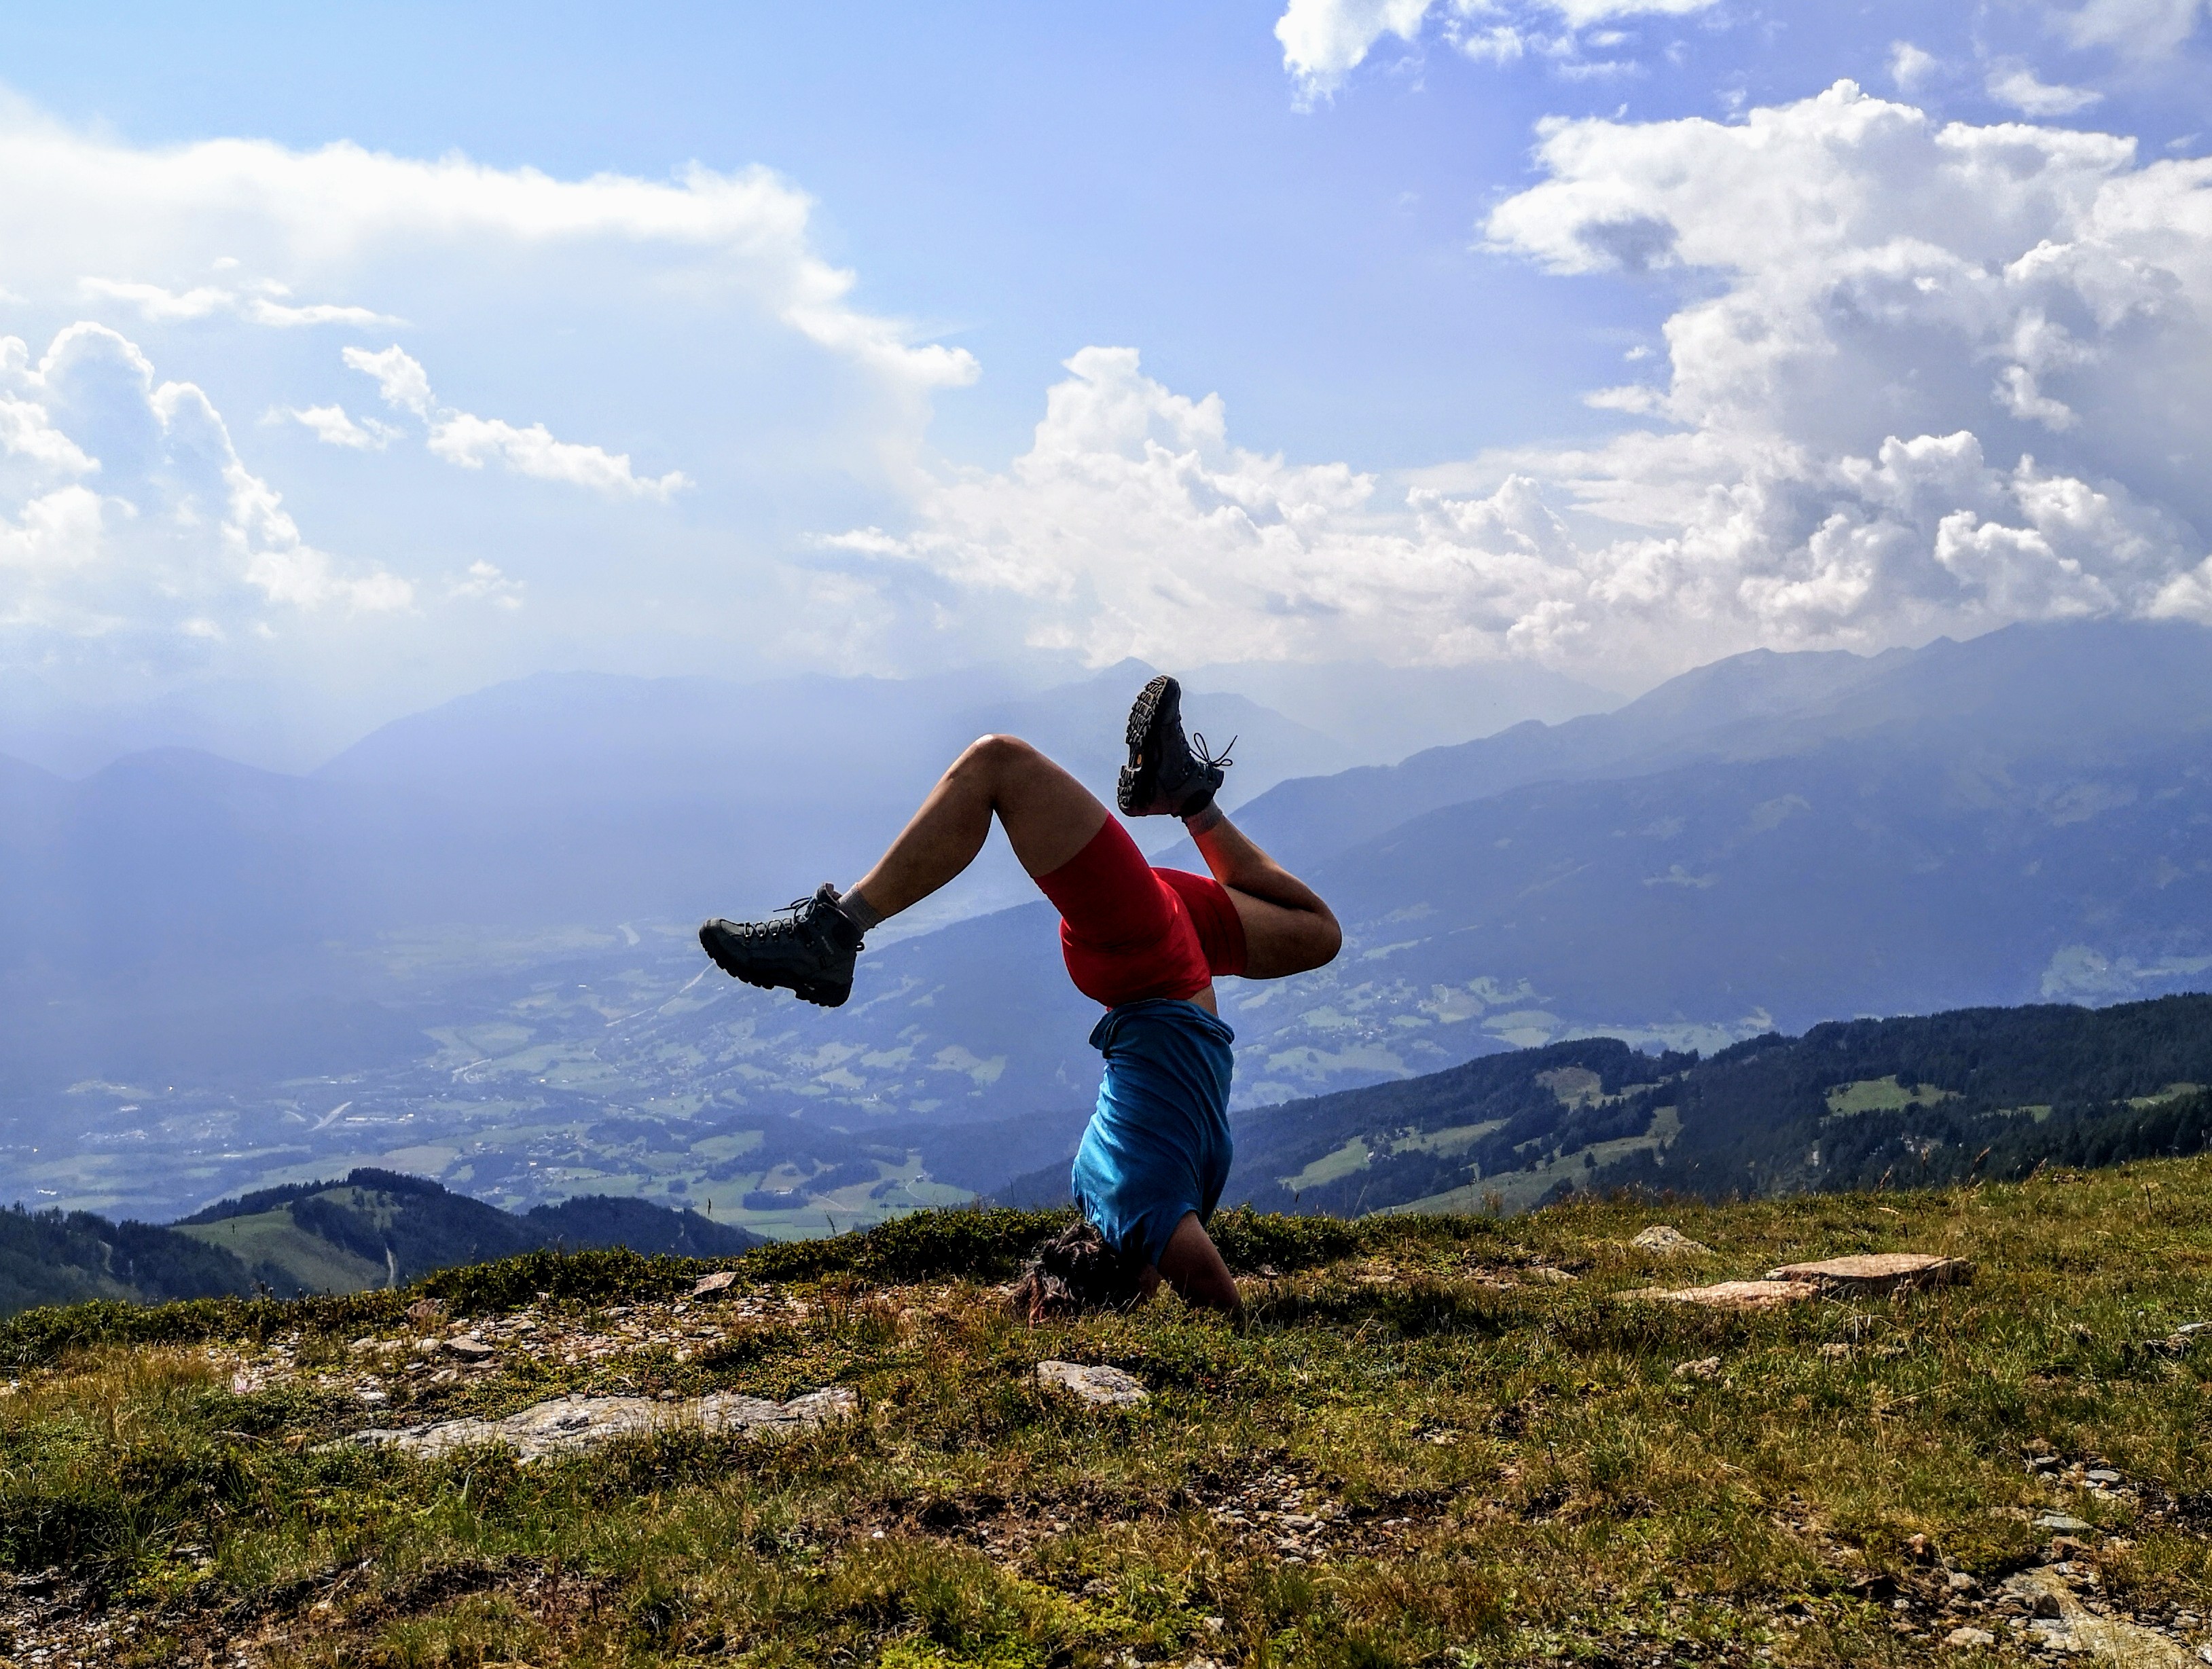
left=2, top=1167, right=2210, bottom=1666
left=175, top=1207, right=388, bottom=1293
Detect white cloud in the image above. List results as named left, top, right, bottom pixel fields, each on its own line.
left=830, top=84, right=2212, bottom=682
left=79, top=274, right=396, bottom=328
left=0, top=322, right=410, bottom=642
left=1887, top=41, right=1939, bottom=93
left=1274, top=0, right=1718, bottom=96
left=342, top=344, right=689, bottom=500
left=282, top=403, right=397, bottom=450
left=340, top=344, right=434, bottom=418
left=447, top=559, right=524, bottom=610
left=1276, top=0, right=1434, bottom=96
left=428, top=412, right=687, bottom=499
left=0, top=109, right=974, bottom=408
left=2050, top=0, right=2210, bottom=57
left=1986, top=62, right=2103, bottom=117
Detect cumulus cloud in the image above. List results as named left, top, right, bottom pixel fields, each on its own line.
left=338, top=344, right=689, bottom=500
left=832, top=84, right=2212, bottom=682
left=1275, top=0, right=1719, bottom=96
left=0, top=322, right=410, bottom=645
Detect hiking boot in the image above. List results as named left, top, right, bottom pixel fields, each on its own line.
left=699, top=883, right=864, bottom=1008
left=1117, top=674, right=1233, bottom=818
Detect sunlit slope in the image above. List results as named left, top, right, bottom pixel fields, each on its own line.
left=5, top=1163, right=2211, bottom=1663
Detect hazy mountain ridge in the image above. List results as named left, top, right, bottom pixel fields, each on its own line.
left=4, top=621, right=2209, bottom=1224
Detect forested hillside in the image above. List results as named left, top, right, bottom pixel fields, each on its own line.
left=0, top=1171, right=762, bottom=1317
left=998, top=993, right=2212, bottom=1218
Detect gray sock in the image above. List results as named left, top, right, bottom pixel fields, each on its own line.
left=837, top=887, right=886, bottom=932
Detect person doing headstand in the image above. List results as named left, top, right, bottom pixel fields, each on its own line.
left=697, top=676, right=1341, bottom=1318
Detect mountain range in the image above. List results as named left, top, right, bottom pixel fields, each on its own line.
left=2, top=617, right=2207, bottom=1226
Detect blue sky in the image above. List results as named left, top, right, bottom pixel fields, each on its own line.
left=1, top=1, right=2209, bottom=767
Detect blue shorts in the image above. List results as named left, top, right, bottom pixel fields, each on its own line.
left=1069, top=999, right=1236, bottom=1267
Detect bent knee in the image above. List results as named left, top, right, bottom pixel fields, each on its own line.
left=1309, top=913, right=1343, bottom=970
left=954, top=733, right=1043, bottom=777
left=1284, top=913, right=1341, bottom=975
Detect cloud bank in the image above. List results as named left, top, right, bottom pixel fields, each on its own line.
left=1, top=323, right=409, bottom=647
left=0, top=107, right=975, bottom=407
left=837, top=84, right=2212, bottom=680
left=0, top=103, right=983, bottom=754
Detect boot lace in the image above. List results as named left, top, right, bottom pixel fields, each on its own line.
left=736, top=896, right=820, bottom=942
left=1190, top=731, right=1237, bottom=773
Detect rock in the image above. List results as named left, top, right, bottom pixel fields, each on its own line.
left=443, top=1336, right=496, bottom=1362
left=405, top=1298, right=445, bottom=1327
left=1631, top=1226, right=1711, bottom=1255
left=1036, top=1361, right=1149, bottom=1408
left=1622, top=1279, right=1820, bottom=1310
left=2035, top=1514, right=2092, bottom=1533
left=1763, top=1253, right=1972, bottom=1295
left=2084, top=1469, right=2120, bottom=1485
left=1673, top=1356, right=1722, bottom=1380
left=2001, top=1570, right=2198, bottom=1666
left=326, top=1387, right=857, bottom=1461
left=1945, top=1626, right=1997, bottom=1647
left=691, top=1270, right=740, bottom=1300
left=1526, top=1265, right=1578, bottom=1284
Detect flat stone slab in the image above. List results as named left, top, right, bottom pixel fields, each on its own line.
left=1036, top=1361, right=1148, bottom=1408
left=1631, top=1226, right=1711, bottom=1256
left=1764, top=1253, right=1971, bottom=1294
left=691, top=1270, right=740, bottom=1299
left=327, top=1387, right=856, bottom=1461
left=1623, top=1280, right=1820, bottom=1311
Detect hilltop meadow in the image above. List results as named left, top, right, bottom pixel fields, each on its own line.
left=2, top=1158, right=2209, bottom=1666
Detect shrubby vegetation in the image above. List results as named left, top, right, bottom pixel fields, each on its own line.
left=2, top=1166, right=2209, bottom=1664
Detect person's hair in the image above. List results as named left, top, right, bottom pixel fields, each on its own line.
left=1011, top=1217, right=1144, bottom=1323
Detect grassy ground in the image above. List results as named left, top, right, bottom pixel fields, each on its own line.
left=2, top=1158, right=2209, bottom=1667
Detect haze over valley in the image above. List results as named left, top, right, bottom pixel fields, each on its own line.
left=7, top=619, right=2204, bottom=1232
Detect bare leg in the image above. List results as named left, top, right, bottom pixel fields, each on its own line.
left=1183, top=805, right=1341, bottom=979
left=846, top=735, right=1107, bottom=921
left=1138, top=1211, right=1241, bottom=1317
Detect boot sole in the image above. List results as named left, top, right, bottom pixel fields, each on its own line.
left=1117, top=674, right=1178, bottom=815
left=697, top=922, right=852, bottom=1008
